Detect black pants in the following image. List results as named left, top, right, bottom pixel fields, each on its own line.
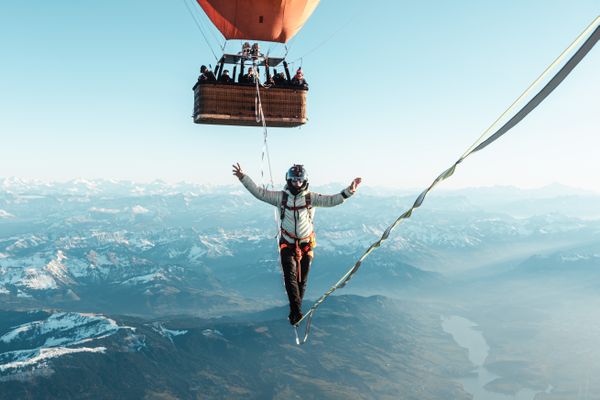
left=280, top=245, right=313, bottom=316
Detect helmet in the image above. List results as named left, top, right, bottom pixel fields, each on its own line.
left=286, top=164, right=307, bottom=184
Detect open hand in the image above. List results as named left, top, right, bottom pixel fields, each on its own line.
left=232, top=163, right=244, bottom=179
left=349, top=177, right=362, bottom=193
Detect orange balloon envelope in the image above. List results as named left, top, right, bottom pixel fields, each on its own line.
left=196, top=0, right=320, bottom=43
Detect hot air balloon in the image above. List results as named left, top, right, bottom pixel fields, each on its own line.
left=192, top=0, right=319, bottom=127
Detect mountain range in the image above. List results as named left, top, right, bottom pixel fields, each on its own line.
left=1, top=179, right=599, bottom=398
left=1, top=296, right=475, bottom=400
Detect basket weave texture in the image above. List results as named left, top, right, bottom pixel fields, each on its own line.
left=194, top=84, right=307, bottom=127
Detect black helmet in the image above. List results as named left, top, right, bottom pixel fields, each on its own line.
left=286, top=164, right=307, bottom=184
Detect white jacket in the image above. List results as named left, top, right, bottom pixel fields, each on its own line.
left=240, top=175, right=355, bottom=244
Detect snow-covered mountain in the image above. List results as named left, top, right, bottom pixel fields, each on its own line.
left=1, top=180, right=599, bottom=315
left=1, top=180, right=599, bottom=399
left=0, top=311, right=135, bottom=377
left=0, top=297, right=475, bottom=399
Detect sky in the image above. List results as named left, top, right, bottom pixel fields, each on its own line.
left=1, top=1, right=599, bottom=191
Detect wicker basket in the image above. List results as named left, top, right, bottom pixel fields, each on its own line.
left=193, top=83, right=307, bottom=127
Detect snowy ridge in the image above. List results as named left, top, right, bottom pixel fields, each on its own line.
left=1, top=181, right=599, bottom=301
left=0, top=177, right=219, bottom=197
left=0, top=312, right=133, bottom=375
left=20, top=268, right=57, bottom=290
left=560, top=254, right=600, bottom=262
left=91, top=230, right=130, bottom=246
left=0, top=252, right=76, bottom=291
left=190, top=237, right=233, bottom=259
left=44, top=251, right=74, bottom=285
left=122, top=271, right=167, bottom=286
left=131, top=205, right=150, bottom=215
left=151, top=323, right=188, bottom=343
left=0, top=246, right=173, bottom=294
left=89, top=207, right=121, bottom=214
left=0, top=346, right=107, bottom=373
left=201, top=329, right=224, bottom=340
left=0, top=312, right=124, bottom=344
left=188, top=229, right=265, bottom=261
left=0, top=210, right=14, bottom=219
left=6, top=236, right=45, bottom=252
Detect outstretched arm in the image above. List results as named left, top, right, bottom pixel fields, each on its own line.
left=311, top=177, right=362, bottom=207
left=232, top=163, right=281, bottom=207
left=349, top=177, right=362, bottom=193
left=232, top=163, right=244, bottom=179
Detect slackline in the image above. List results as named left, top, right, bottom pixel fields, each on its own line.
left=293, top=16, right=600, bottom=345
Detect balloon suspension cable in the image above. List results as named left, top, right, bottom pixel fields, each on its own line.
left=181, top=0, right=219, bottom=62
left=284, top=44, right=290, bottom=60
left=291, top=16, right=600, bottom=345
left=290, top=1, right=361, bottom=64
left=191, top=0, right=227, bottom=53
left=206, top=20, right=226, bottom=52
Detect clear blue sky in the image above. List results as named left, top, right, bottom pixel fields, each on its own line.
left=1, top=1, right=598, bottom=190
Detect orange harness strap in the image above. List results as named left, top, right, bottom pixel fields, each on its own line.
left=280, top=229, right=315, bottom=282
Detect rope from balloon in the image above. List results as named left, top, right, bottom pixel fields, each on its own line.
left=253, top=65, right=275, bottom=188
left=289, top=1, right=362, bottom=65
left=253, top=68, right=314, bottom=341
left=181, top=0, right=219, bottom=61
left=292, top=16, right=600, bottom=345
left=253, top=65, right=284, bottom=298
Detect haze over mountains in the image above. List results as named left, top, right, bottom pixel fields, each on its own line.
left=1, top=179, right=599, bottom=399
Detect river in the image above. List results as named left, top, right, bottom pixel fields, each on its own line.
left=441, top=315, right=548, bottom=400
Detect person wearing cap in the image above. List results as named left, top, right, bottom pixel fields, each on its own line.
left=192, top=65, right=216, bottom=90
left=201, top=65, right=216, bottom=81
left=273, top=71, right=288, bottom=86
left=241, top=66, right=258, bottom=84
left=218, top=69, right=232, bottom=83
left=291, top=68, right=307, bottom=87
left=232, top=162, right=361, bottom=325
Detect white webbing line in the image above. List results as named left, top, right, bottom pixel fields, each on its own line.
left=462, top=16, right=600, bottom=158
left=292, top=16, right=600, bottom=345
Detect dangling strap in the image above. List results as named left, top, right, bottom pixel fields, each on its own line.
left=304, top=193, right=312, bottom=208
left=295, top=240, right=302, bottom=282
left=280, top=192, right=289, bottom=220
